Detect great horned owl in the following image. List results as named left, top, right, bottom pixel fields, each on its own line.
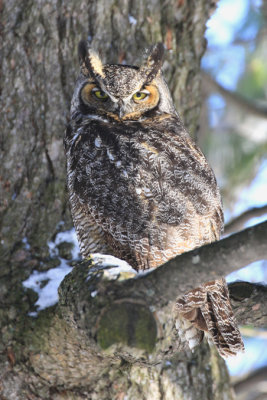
left=64, top=41, right=244, bottom=358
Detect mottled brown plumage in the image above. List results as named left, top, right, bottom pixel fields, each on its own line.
left=64, top=41, right=244, bottom=357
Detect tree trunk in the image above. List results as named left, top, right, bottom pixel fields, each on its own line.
left=0, top=1, right=239, bottom=399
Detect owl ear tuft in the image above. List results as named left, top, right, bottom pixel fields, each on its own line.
left=78, top=40, right=88, bottom=64
left=78, top=40, right=105, bottom=80
left=140, top=42, right=165, bottom=84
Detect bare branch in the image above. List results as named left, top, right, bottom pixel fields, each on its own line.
left=201, top=72, right=267, bottom=119
left=233, top=366, right=267, bottom=398
left=84, top=220, right=267, bottom=310
left=224, top=206, right=267, bottom=235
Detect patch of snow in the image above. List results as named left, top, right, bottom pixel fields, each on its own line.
left=22, top=259, right=72, bottom=313
left=90, top=253, right=137, bottom=277
left=48, top=228, right=80, bottom=260
left=24, top=227, right=80, bottom=313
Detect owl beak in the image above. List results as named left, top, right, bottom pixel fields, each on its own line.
left=119, top=109, right=125, bottom=119
left=118, top=100, right=126, bottom=119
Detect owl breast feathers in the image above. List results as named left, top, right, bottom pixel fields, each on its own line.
left=64, top=41, right=244, bottom=358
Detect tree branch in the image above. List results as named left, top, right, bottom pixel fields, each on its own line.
left=201, top=72, right=267, bottom=119
left=88, top=220, right=267, bottom=310
left=224, top=206, right=267, bottom=235
left=229, top=281, right=267, bottom=328
left=59, top=221, right=267, bottom=328
left=55, top=221, right=267, bottom=362
left=234, top=366, right=267, bottom=398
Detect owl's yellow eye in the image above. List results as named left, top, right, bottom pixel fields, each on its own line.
left=81, top=84, right=109, bottom=104
left=93, top=88, right=109, bottom=100
left=133, top=91, right=149, bottom=101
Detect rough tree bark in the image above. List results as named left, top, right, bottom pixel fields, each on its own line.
left=2, top=1, right=265, bottom=399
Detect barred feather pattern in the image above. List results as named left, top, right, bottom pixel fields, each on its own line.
left=65, top=114, right=223, bottom=269
left=65, top=45, right=244, bottom=358
left=175, top=278, right=244, bottom=358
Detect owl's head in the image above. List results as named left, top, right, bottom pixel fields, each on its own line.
left=71, top=41, right=176, bottom=121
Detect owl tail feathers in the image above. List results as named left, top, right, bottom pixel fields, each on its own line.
left=174, top=278, right=245, bottom=359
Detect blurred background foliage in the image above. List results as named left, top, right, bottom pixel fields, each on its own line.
left=200, top=0, right=267, bottom=220
left=200, top=0, right=267, bottom=397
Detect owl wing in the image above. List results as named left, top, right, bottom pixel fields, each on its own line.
left=66, top=117, right=223, bottom=269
